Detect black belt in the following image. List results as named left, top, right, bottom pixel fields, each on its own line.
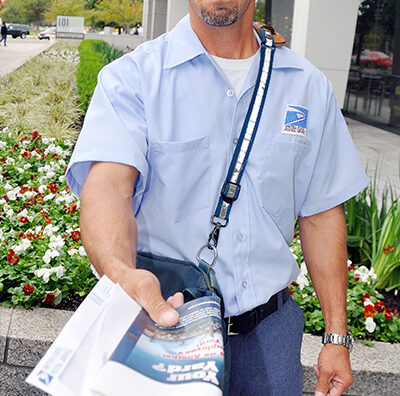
left=224, top=288, right=290, bottom=335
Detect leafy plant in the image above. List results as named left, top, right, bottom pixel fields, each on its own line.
left=289, top=236, right=400, bottom=343
left=371, top=199, right=400, bottom=290
left=76, top=39, right=122, bottom=113
left=343, top=170, right=396, bottom=265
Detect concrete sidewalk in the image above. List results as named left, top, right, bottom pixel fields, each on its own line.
left=348, top=117, right=400, bottom=197
left=0, top=37, right=55, bottom=77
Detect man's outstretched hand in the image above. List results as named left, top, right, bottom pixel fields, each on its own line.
left=314, top=344, right=353, bottom=396
left=119, top=268, right=184, bottom=327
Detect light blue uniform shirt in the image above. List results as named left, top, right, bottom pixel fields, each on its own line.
left=67, top=15, right=368, bottom=317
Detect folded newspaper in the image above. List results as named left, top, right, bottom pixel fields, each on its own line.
left=27, top=276, right=224, bottom=396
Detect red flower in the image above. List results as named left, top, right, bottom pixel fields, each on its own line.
left=19, top=216, right=28, bottom=223
left=17, top=231, right=25, bottom=239
left=384, top=311, right=392, bottom=320
left=23, top=283, right=34, bottom=296
left=48, top=182, right=59, bottom=194
left=394, top=309, right=398, bottom=316
left=383, top=245, right=395, bottom=254
left=6, top=249, right=20, bottom=264
left=348, top=265, right=355, bottom=271
left=21, top=151, right=30, bottom=159
left=289, top=287, right=294, bottom=296
left=360, top=293, right=370, bottom=303
left=42, top=292, right=55, bottom=304
left=291, top=281, right=299, bottom=287
left=71, top=230, right=81, bottom=242
left=363, top=304, right=375, bottom=319
left=354, top=273, right=360, bottom=281
left=13, top=143, right=19, bottom=150
left=374, top=301, right=385, bottom=313
left=32, top=131, right=39, bottom=140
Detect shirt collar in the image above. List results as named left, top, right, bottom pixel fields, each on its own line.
left=164, top=15, right=207, bottom=69
left=164, top=14, right=304, bottom=71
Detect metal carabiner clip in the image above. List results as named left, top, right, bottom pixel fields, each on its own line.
left=196, top=243, right=218, bottom=269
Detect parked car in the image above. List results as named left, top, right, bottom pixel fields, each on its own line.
left=7, top=23, right=30, bottom=39
left=351, top=49, right=393, bottom=68
left=38, top=28, right=53, bottom=40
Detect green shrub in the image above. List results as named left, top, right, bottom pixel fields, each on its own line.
left=77, top=40, right=123, bottom=114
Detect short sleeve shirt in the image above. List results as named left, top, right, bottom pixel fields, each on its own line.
left=66, top=15, right=368, bottom=317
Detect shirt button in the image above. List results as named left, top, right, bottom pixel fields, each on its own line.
left=241, top=281, right=248, bottom=289
left=233, top=138, right=238, bottom=145
left=226, top=89, right=234, bottom=97
left=237, top=233, right=244, bottom=241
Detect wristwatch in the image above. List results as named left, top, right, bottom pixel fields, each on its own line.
left=322, top=332, right=354, bottom=352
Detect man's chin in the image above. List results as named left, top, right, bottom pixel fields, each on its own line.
left=199, top=8, right=239, bottom=27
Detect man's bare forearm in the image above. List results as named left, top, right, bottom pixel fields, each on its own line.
left=80, top=162, right=138, bottom=283
left=298, top=205, right=348, bottom=334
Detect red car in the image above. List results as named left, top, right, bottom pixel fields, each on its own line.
left=351, top=49, right=393, bottom=67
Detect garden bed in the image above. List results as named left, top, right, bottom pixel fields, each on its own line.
left=0, top=41, right=399, bottom=344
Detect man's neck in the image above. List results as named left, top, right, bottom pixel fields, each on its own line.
left=189, top=5, right=258, bottom=59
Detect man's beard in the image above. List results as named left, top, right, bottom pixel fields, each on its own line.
left=199, top=5, right=239, bottom=26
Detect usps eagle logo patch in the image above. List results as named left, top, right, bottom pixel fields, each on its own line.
left=282, top=105, right=309, bottom=137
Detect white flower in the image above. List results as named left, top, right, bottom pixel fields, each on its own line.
left=19, top=209, right=28, bottom=218
left=4, top=182, right=12, bottom=191
left=54, top=265, right=65, bottom=278
left=12, top=238, right=31, bottom=253
left=78, top=246, right=86, bottom=256
left=42, top=137, right=49, bottom=144
left=296, top=262, right=309, bottom=290
left=16, top=167, right=24, bottom=174
left=369, top=267, right=377, bottom=281
left=44, top=193, right=55, bottom=201
left=365, top=317, right=376, bottom=333
left=43, top=249, right=60, bottom=265
left=59, top=175, right=66, bottom=183
left=0, top=199, right=6, bottom=205
left=24, top=191, right=35, bottom=199
left=6, top=208, right=14, bottom=217
left=5, top=157, right=15, bottom=165
left=46, top=170, right=56, bottom=179
left=38, top=185, right=47, bottom=194
left=49, top=235, right=65, bottom=251
left=347, top=259, right=352, bottom=267
left=68, top=247, right=78, bottom=256
left=0, top=229, right=3, bottom=240
left=43, top=224, right=59, bottom=236
left=6, top=190, right=17, bottom=201
left=34, top=267, right=52, bottom=283
left=23, top=163, right=32, bottom=170
left=363, top=298, right=373, bottom=307
left=0, top=140, right=6, bottom=149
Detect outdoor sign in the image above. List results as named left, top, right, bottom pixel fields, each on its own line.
left=56, top=16, right=84, bottom=39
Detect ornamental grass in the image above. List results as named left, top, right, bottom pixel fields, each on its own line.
left=0, top=41, right=82, bottom=142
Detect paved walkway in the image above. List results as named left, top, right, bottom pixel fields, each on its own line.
left=0, top=37, right=55, bottom=77
left=347, top=117, right=400, bottom=198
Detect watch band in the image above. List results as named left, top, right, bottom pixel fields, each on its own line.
left=322, top=332, right=354, bottom=352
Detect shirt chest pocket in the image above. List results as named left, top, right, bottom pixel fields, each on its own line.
left=149, top=136, right=210, bottom=221
left=260, top=139, right=308, bottom=218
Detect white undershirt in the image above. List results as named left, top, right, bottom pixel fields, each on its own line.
left=211, top=49, right=259, bottom=97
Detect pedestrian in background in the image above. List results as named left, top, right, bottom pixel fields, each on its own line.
left=0, top=21, right=7, bottom=46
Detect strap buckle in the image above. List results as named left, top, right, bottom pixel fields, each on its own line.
left=226, top=317, right=239, bottom=336
left=221, top=180, right=241, bottom=204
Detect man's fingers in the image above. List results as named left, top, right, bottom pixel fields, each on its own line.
left=313, top=364, right=320, bottom=378
left=314, top=366, right=332, bottom=396
left=167, top=292, right=185, bottom=308
left=130, top=269, right=180, bottom=327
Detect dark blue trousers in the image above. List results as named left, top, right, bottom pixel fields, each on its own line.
left=227, top=296, right=304, bottom=395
